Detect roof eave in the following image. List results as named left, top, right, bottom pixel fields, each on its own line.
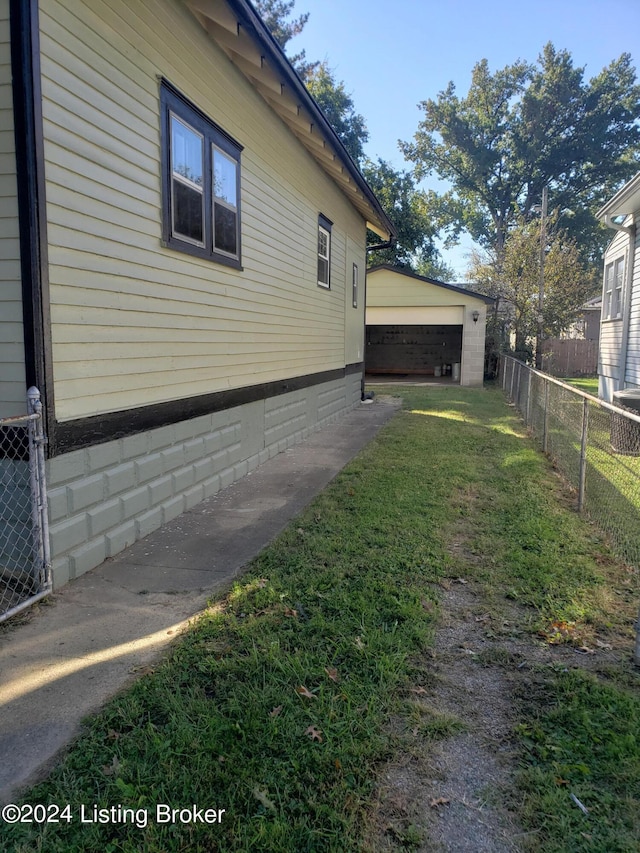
left=184, top=0, right=395, bottom=241
left=596, top=172, right=640, bottom=220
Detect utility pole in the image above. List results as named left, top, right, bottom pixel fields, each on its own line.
left=535, top=185, right=548, bottom=370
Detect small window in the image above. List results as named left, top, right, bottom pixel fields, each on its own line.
left=317, top=215, right=332, bottom=288
left=603, top=256, right=624, bottom=320
left=352, top=263, right=358, bottom=308
left=161, top=81, right=242, bottom=267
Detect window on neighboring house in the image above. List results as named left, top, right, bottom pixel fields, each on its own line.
left=161, top=81, right=242, bottom=267
left=352, top=263, right=358, bottom=307
left=603, top=256, right=624, bottom=320
left=317, top=215, right=332, bottom=288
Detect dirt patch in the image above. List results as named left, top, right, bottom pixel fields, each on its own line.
left=367, top=574, right=634, bottom=852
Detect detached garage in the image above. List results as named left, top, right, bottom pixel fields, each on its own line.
left=366, top=266, right=493, bottom=387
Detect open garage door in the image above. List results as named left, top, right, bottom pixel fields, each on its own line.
left=366, top=324, right=463, bottom=379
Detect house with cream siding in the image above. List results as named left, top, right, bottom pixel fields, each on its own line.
left=597, top=173, right=640, bottom=402
left=0, top=0, right=394, bottom=588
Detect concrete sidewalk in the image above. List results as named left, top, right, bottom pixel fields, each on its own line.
left=0, top=398, right=399, bottom=803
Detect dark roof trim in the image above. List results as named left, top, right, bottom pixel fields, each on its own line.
left=226, top=0, right=395, bottom=241
left=367, top=264, right=495, bottom=304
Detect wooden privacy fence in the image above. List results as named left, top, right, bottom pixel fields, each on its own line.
left=541, top=338, right=598, bottom=377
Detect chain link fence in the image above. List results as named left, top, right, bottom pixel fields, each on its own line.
left=0, top=387, right=51, bottom=623
left=501, top=356, right=640, bottom=573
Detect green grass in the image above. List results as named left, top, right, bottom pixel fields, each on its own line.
left=562, top=377, right=599, bottom=395
left=517, top=670, right=640, bottom=852
left=2, top=386, right=638, bottom=853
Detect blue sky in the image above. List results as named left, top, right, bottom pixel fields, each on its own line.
left=289, top=0, right=640, bottom=276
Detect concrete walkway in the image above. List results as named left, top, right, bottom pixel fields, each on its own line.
left=0, top=398, right=399, bottom=804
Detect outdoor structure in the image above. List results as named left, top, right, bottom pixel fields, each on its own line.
left=0, top=0, right=394, bottom=590
left=597, top=172, right=640, bottom=402
left=365, top=266, right=492, bottom=386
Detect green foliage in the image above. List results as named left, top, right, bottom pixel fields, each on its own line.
left=306, top=63, right=369, bottom=164
left=254, top=0, right=318, bottom=78
left=469, top=217, right=593, bottom=354
left=362, top=159, right=447, bottom=270
left=401, top=43, right=640, bottom=267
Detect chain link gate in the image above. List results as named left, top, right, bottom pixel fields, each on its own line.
left=0, top=387, right=52, bottom=622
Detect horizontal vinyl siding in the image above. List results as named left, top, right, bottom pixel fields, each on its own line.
left=39, top=0, right=365, bottom=421
left=367, top=268, right=485, bottom=309
left=624, top=224, right=640, bottom=387
left=0, top=0, right=27, bottom=418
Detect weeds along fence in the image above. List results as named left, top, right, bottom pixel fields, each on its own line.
left=501, top=355, right=640, bottom=573
left=0, top=387, right=52, bottom=622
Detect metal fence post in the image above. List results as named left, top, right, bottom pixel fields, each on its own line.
left=578, top=397, right=589, bottom=513
left=27, top=386, right=52, bottom=592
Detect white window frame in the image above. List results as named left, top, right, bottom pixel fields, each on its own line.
left=317, top=215, right=332, bottom=289
left=603, top=255, right=625, bottom=320
left=352, top=263, right=358, bottom=308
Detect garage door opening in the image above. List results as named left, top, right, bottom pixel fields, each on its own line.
left=366, top=324, right=463, bottom=380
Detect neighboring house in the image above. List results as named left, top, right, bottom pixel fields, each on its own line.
left=597, top=173, right=640, bottom=402
left=560, top=296, right=602, bottom=342
left=365, top=266, right=492, bottom=387
left=0, top=0, right=394, bottom=588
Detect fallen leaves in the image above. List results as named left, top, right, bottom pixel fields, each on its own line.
left=269, top=705, right=283, bottom=718
left=102, top=756, right=120, bottom=776
left=253, top=786, right=276, bottom=812
left=429, top=797, right=450, bottom=809
left=296, top=685, right=317, bottom=700
left=305, top=725, right=323, bottom=742
left=324, top=667, right=340, bottom=683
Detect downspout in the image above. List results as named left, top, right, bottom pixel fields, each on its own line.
left=603, top=215, right=636, bottom=392
left=363, top=239, right=396, bottom=399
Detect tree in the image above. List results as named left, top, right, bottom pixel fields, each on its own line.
left=254, top=0, right=317, bottom=78
left=362, top=159, right=446, bottom=270
left=401, top=44, right=640, bottom=268
left=469, top=218, right=591, bottom=362
left=306, top=63, right=369, bottom=164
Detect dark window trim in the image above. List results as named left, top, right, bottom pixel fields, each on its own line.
left=49, top=363, right=364, bottom=455
left=160, top=80, right=243, bottom=269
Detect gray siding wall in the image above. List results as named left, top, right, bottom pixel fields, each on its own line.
left=47, top=374, right=362, bottom=588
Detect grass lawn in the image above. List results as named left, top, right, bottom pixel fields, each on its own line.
left=563, top=377, right=599, bottom=395
left=2, top=386, right=638, bottom=852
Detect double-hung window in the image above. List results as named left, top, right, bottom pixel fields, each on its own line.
left=317, top=215, right=332, bottom=288
left=161, top=81, right=242, bottom=268
left=603, top=256, right=624, bottom=320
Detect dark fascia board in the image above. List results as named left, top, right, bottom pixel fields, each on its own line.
left=225, top=0, right=396, bottom=243
left=367, top=264, right=495, bottom=304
